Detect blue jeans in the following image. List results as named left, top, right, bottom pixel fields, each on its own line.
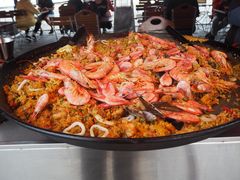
left=228, top=7, right=240, bottom=27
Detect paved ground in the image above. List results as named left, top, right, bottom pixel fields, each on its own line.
left=13, top=27, right=61, bottom=57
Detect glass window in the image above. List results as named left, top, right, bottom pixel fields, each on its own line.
left=0, top=0, right=14, bottom=9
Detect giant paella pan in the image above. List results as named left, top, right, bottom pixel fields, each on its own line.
left=0, top=32, right=239, bottom=150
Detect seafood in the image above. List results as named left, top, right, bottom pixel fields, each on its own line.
left=143, top=57, right=176, bottom=72
left=85, top=57, right=114, bottom=79
left=131, top=68, right=155, bottom=82
left=160, top=72, right=172, bottom=86
left=90, top=81, right=130, bottom=106
left=162, top=111, right=201, bottom=123
left=91, top=112, right=114, bottom=126
left=4, top=32, right=240, bottom=138
left=63, top=122, right=86, bottom=136
left=17, top=72, right=33, bottom=91
left=33, top=69, right=67, bottom=80
left=30, top=94, right=49, bottom=120
left=130, top=50, right=143, bottom=60
left=171, top=101, right=203, bottom=115
left=211, top=50, right=233, bottom=74
left=118, top=61, right=133, bottom=72
left=59, top=60, right=96, bottom=88
left=118, top=82, right=136, bottom=99
left=63, top=78, right=91, bottom=106
left=17, top=79, right=29, bottom=91
left=20, top=74, right=47, bottom=82
left=176, top=80, right=192, bottom=99
left=90, top=124, right=109, bottom=137
left=169, top=60, right=192, bottom=81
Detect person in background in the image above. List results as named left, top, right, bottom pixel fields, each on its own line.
left=228, top=0, right=240, bottom=27
left=68, top=0, right=84, bottom=12
left=107, top=0, right=115, bottom=13
left=16, top=0, right=39, bottom=42
left=32, top=0, right=54, bottom=39
left=163, top=0, right=199, bottom=20
left=212, top=0, right=223, bottom=17
left=205, top=0, right=232, bottom=40
left=14, top=0, right=18, bottom=8
left=225, top=0, right=240, bottom=47
left=89, top=0, right=114, bottom=30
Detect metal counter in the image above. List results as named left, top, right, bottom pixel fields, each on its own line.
left=0, top=119, right=240, bottom=180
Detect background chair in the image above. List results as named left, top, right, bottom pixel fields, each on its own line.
left=143, top=1, right=165, bottom=21
left=0, top=10, right=26, bottom=37
left=59, top=3, right=77, bottom=34
left=49, top=16, right=75, bottom=40
left=59, top=3, right=77, bottom=16
left=172, top=4, right=197, bottom=35
left=0, top=10, right=14, bottom=22
left=136, top=0, right=165, bottom=24
left=74, top=10, right=100, bottom=37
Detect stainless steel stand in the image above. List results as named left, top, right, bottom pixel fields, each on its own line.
left=0, top=120, right=240, bottom=180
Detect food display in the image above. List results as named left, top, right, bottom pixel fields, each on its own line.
left=4, top=33, right=240, bottom=138
left=183, top=35, right=208, bottom=43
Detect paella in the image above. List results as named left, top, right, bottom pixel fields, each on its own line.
left=4, top=33, right=240, bottom=138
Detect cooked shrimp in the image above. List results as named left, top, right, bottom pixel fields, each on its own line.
left=194, top=45, right=209, bottom=57
left=131, top=68, right=155, bottom=82
left=162, top=111, right=201, bottom=123
left=30, top=94, right=49, bottom=120
left=34, top=69, right=67, bottom=80
left=133, top=58, right=143, bottom=67
left=59, top=60, right=96, bottom=88
left=169, top=60, right=193, bottom=81
left=90, top=91, right=129, bottom=106
left=118, top=61, right=133, bottom=72
left=177, top=80, right=192, bottom=99
left=171, top=101, right=203, bottom=115
left=130, top=50, right=143, bottom=60
left=97, top=81, right=116, bottom=96
left=143, top=58, right=176, bottom=72
left=153, top=58, right=176, bottom=72
left=142, top=92, right=159, bottom=102
left=211, top=50, right=233, bottom=74
left=63, top=78, right=91, bottom=106
left=85, top=57, right=114, bottom=79
left=86, top=34, right=95, bottom=52
left=160, top=72, right=172, bottom=86
left=118, top=82, right=136, bottom=99
left=165, top=47, right=180, bottom=56
left=103, top=64, right=120, bottom=82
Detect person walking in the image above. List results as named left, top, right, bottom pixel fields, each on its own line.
left=225, top=0, right=240, bottom=47
left=16, top=0, right=39, bottom=42
left=32, top=0, right=54, bottom=40
left=205, top=0, right=232, bottom=40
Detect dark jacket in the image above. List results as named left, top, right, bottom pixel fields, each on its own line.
left=164, top=0, right=200, bottom=20
left=89, top=0, right=108, bottom=17
left=37, top=0, right=54, bottom=9
left=68, top=0, right=84, bottom=12
left=229, top=0, right=240, bottom=10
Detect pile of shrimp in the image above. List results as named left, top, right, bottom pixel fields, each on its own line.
left=4, top=32, right=240, bottom=138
